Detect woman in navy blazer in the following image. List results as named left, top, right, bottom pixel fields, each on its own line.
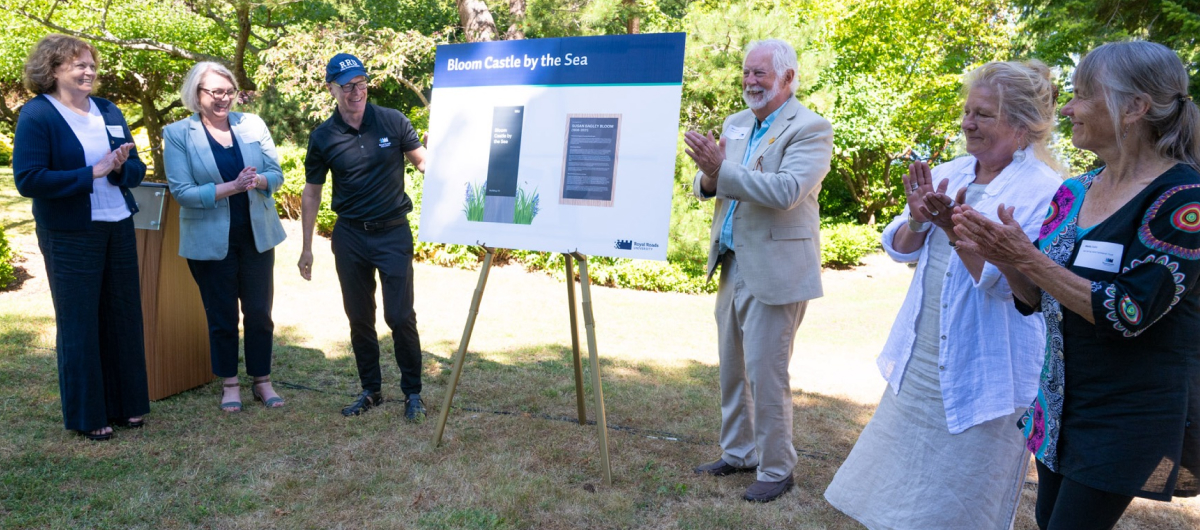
left=163, top=62, right=287, bottom=412
left=13, top=35, right=149, bottom=441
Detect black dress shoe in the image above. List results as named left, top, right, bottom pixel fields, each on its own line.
left=693, top=458, right=756, bottom=476
left=404, top=393, right=425, bottom=423
left=342, top=390, right=382, bottom=417
left=743, top=473, right=794, bottom=503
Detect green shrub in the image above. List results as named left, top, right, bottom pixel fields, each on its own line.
left=274, top=142, right=337, bottom=235
left=0, top=133, right=12, bottom=166
left=0, top=226, right=16, bottom=289
left=503, top=252, right=718, bottom=294
left=820, top=221, right=881, bottom=268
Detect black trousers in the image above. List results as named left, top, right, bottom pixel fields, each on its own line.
left=1035, top=460, right=1134, bottom=530
left=187, top=227, right=275, bottom=378
left=37, top=218, right=150, bottom=432
left=330, top=218, right=422, bottom=396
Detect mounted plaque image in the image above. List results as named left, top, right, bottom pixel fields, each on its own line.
left=560, top=114, right=621, bottom=207
left=482, top=105, right=525, bottom=223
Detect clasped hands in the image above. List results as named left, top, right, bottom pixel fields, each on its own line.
left=684, top=130, right=726, bottom=194
left=91, top=143, right=136, bottom=179
left=233, top=166, right=260, bottom=192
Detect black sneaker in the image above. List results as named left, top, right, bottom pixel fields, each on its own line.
left=404, top=393, right=425, bottom=423
left=342, top=390, right=382, bottom=417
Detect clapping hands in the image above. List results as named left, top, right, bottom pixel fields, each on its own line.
left=91, top=143, right=136, bottom=179
left=903, top=161, right=964, bottom=231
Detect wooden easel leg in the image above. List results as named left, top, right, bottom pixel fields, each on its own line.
left=433, top=247, right=495, bottom=447
left=564, top=254, right=587, bottom=425
left=573, top=253, right=612, bottom=486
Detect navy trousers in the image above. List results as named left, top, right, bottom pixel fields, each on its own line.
left=330, top=218, right=422, bottom=396
left=186, top=227, right=275, bottom=378
left=37, top=218, right=150, bottom=432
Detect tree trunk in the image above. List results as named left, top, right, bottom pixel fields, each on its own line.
left=504, top=0, right=526, bottom=40
left=233, top=1, right=256, bottom=90
left=457, top=0, right=498, bottom=42
left=624, top=0, right=640, bottom=34
left=138, top=90, right=166, bottom=177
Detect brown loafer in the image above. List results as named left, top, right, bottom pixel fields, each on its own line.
left=693, top=458, right=756, bottom=476
left=743, top=473, right=793, bottom=502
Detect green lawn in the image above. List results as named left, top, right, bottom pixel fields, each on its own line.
left=1, top=168, right=1196, bottom=529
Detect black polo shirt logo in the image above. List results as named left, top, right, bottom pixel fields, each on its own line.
left=379, top=136, right=391, bottom=148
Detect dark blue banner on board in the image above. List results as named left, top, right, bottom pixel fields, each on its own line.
left=432, top=33, right=686, bottom=88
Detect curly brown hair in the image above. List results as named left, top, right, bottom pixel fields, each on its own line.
left=23, top=34, right=100, bottom=95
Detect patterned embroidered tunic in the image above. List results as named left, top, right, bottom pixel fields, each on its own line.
left=1017, top=164, right=1200, bottom=500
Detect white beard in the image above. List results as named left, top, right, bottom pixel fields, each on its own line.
left=743, top=82, right=781, bottom=110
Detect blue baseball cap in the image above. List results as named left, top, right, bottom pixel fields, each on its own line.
left=325, top=53, right=369, bottom=85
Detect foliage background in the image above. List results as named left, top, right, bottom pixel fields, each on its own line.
left=1, top=0, right=1196, bottom=291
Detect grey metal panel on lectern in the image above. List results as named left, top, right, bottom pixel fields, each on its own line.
left=130, top=182, right=168, bottom=231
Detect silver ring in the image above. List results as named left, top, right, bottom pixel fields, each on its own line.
left=930, top=210, right=939, bottom=216
left=911, top=185, right=918, bottom=192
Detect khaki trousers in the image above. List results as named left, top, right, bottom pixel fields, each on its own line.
left=715, top=253, right=807, bottom=482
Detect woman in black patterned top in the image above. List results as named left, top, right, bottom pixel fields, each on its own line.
left=953, top=41, right=1200, bottom=530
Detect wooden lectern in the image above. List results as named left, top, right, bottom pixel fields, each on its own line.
left=131, top=183, right=213, bottom=400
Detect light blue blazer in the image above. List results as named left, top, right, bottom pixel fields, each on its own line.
left=164, top=112, right=286, bottom=260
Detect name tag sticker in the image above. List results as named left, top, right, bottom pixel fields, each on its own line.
left=106, top=126, right=125, bottom=138
left=239, top=133, right=258, bottom=145
left=1073, top=240, right=1123, bottom=273
left=724, top=126, right=749, bottom=140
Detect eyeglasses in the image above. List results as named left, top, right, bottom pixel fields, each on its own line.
left=200, top=87, right=237, bottom=99
left=338, top=81, right=369, bottom=93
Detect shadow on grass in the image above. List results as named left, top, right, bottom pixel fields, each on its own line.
left=1, top=216, right=33, bottom=233
left=0, top=313, right=53, bottom=354
left=414, top=341, right=875, bottom=459
left=1, top=323, right=1195, bottom=529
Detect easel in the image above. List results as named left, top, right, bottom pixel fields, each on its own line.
left=432, top=247, right=613, bottom=485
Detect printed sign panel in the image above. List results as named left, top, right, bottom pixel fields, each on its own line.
left=419, top=33, right=685, bottom=260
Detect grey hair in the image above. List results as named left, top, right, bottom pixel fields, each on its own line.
left=179, top=61, right=238, bottom=114
left=1074, top=41, right=1200, bottom=171
left=746, top=39, right=799, bottom=93
left=965, top=59, right=1065, bottom=174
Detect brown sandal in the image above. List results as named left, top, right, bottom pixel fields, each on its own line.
left=220, top=381, right=242, bottom=412
left=252, top=377, right=285, bottom=408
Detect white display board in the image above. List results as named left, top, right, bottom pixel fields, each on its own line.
left=419, top=33, right=686, bottom=260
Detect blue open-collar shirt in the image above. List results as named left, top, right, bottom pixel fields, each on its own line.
left=718, top=103, right=786, bottom=255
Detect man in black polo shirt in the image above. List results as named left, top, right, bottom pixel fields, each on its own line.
left=298, top=53, right=428, bottom=421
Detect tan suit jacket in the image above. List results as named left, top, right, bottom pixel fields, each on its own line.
left=693, top=97, right=833, bottom=305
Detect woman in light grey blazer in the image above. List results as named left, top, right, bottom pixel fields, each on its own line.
left=164, top=62, right=287, bottom=412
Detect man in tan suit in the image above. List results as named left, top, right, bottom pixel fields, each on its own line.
left=684, top=38, right=833, bottom=503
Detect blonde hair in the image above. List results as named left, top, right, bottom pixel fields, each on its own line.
left=964, top=59, right=1064, bottom=174
left=179, top=62, right=239, bottom=114
left=22, top=34, right=100, bottom=95
left=1074, top=41, right=1200, bottom=171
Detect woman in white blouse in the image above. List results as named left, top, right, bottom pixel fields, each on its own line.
left=824, top=61, right=1064, bottom=529
left=12, top=35, right=148, bottom=441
